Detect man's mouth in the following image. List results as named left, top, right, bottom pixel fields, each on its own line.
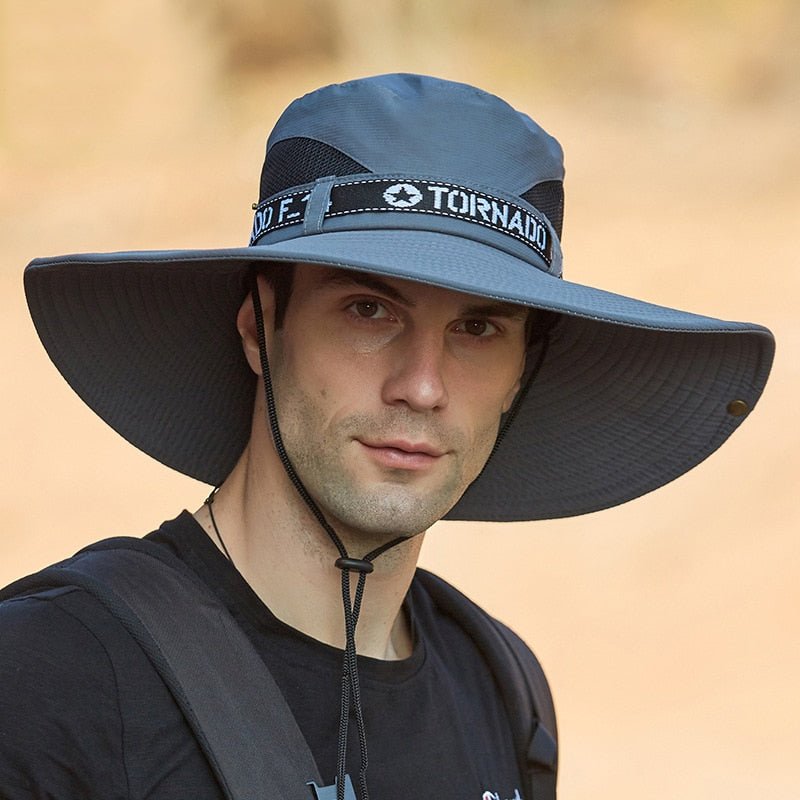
left=356, top=438, right=447, bottom=470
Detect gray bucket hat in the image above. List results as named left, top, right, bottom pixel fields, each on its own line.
left=24, top=73, right=774, bottom=521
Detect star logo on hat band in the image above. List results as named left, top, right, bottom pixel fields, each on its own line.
left=383, top=182, right=423, bottom=208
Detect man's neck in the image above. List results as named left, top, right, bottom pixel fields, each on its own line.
left=193, top=443, right=424, bottom=660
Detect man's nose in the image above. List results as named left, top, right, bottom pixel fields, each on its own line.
left=381, top=331, right=449, bottom=413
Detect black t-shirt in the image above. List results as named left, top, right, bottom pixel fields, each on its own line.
left=0, top=512, right=524, bottom=799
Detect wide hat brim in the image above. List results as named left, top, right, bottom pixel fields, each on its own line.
left=24, top=228, right=774, bottom=521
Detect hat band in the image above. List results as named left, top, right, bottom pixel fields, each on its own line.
left=249, top=175, right=557, bottom=271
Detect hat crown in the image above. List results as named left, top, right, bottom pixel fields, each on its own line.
left=263, top=73, right=564, bottom=199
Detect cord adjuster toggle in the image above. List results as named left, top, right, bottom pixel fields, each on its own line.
left=334, top=557, right=374, bottom=574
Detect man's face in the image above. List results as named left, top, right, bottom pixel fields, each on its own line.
left=263, top=264, right=528, bottom=541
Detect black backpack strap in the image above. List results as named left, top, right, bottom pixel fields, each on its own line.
left=0, top=538, right=322, bottom=800
left=415, top=568, right=558, bottom=800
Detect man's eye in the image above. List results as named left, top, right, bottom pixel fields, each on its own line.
left=458, top=319, right=497, bottom=337
left=350, top=300, right=388, bottom=319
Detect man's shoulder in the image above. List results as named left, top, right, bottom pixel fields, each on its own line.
left=0, top=549, right=220, bottom=799
left=0, top=579, right=151, bottom=711
left=1, top=582, right=116, bottom=662
left=0, top=536, right=185, bottom=726
left=0, top=583, right=131, bottom=797
left=411, top=567, right=541, bottom=671
left=411, top=567, right=558, bottom=755
left=0, top=523, right=201, bottom=693
left=411, top=567, right=520, bottom=637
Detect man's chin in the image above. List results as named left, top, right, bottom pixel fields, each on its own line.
left=326, top=484, right=460, bottom=541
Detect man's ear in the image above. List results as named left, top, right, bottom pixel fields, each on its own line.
left=236, top=273, right=276, bottom=376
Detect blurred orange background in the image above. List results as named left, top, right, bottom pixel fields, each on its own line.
left=1, top=1, right=798, bottom=797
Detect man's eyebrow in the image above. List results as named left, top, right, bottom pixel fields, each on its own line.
left=317, top=269, right=526, bottom=319
left=317, top=270, right=416, bottom=306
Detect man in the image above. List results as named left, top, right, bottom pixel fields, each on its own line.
left=0, top=74, right=774, bottom=800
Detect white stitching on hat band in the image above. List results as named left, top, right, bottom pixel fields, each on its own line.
left=249, top=176, right=559, bottom=271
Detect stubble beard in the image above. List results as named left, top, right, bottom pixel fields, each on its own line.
left=273, top=382, right=498, bottom=549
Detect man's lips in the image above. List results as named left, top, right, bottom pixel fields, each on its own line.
left=356, top=439, right=446, bottom=469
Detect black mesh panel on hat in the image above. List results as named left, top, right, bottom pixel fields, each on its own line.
left=521, top=180, right=564, bottom=239
left=259, top=137, right=370, bottom=201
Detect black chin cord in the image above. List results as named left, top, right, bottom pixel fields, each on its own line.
left=249, top=275, right=405, bottom=800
